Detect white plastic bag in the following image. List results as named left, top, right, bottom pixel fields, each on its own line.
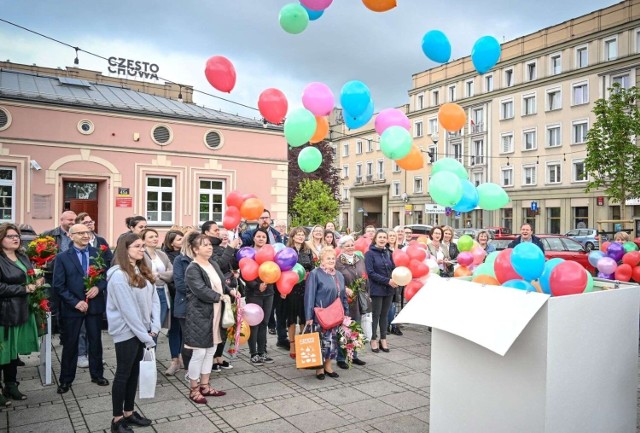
left=361, top=313, right=373, bottom=341
left=138, top=348, right=157, bottom=399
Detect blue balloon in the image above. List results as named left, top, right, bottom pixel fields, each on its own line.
left=502, top=279, right=535, bottom=292
left=301, top=4, right=324, bottom=20
left=538, top=258, right=564, bottom=294
left=588, top=250, right=605, bottom=268
left=471, top=36, right=501, bottom=74
left=340, top=80, right=371, bottom=118
left=345, top=100, right=374, bottom=129
left=452, top=180, right=479, bottom=213
left=511, top=242, right=545, bottom=281
left=421, top=30, right=451, bottom=63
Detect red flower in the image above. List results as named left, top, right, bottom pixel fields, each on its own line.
left=27, top=269, right=36, bottom=276
left=87, top=266, right=102, bottom=278
left=100, top=245, right=108, bottom=252
left=39, top=299, right=50, bottom=312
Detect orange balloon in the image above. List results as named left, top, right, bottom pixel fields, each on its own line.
left=362, top=0, right=397, bottom=12
left=472, top=275, right=500, bottom=286
left=238, top=320, right=251, bottom=344
left=240, top=197, right=264, bottom=220
left=309, top=116, right=329, bottom=144
left=438, top=103, right=466, bottom=132
left=258, top=261, right=281, bottom=284
left=454, top=265, right=473, bottom=277
left=396, top=145, right=424, bottom=171
left=417, top=236, right=429, bottom=245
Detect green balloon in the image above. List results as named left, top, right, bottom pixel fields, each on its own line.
left=623, top=241, right=638, bottom=253
left=473, top=262, right=496, bottom=278
left=285, top=108, right=316, bottom=147
left=354, top=251, right=364, bottom=258
left=432, top=157, right=469, bottom=180
left=485, top=251, right=499, bottom=267
left=380, top=126, right=412, bottom=160
left=477, top=183, right=510, bottom=211
left=298, top=146, right=322, bottom=173
left=428, top=171, right=463, bottom=207
left=292, top=263, right=306, bottom=283
left=279, top=3, right=309, bottom=34
left=583, top=270, right=595, bottom=293
left=457, top=235, right=474, bottom=252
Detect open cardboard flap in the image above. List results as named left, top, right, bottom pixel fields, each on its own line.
left=393, top=275, right=550, bottom=356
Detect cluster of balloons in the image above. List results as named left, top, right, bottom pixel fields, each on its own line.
left=447, top=235, right=488, bottom=277
left=387, top=239, right=442, bottom=301
left=237, top=243, right=308, bottom=296
left=428, top=158, right=509, bottom=211
left=588, top=240, right=640, bottom=282
left=221, top=191, right=264, bottom=230
left=422, top=32, right=502, bottom=75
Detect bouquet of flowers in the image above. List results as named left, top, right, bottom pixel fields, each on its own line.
left=226, top=295, right=249, bottom=355
left=347, top=277, right=367, bottom=304
left=26, top=235, right=58, bottom=268
left=26, top=268, right=50, bottom=336
left=337, top=317, right=368, bottom=368
left=83, top=245, right=109, bottom=304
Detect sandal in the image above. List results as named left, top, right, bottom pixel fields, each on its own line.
left=189, top=385, right=207, bottom=404
left=289, top=352, right=296, bottom=359
left=200, top=384, right=226, bottom=397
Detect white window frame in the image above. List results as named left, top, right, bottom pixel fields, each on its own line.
left=636, top=29, right=640, bottom=54
left=0, top=167, right=16, bottom=222
left=414, top=176, right=424, bottom=194
left=522, top=128, right=537, bottom=151
left=604, top=36, right=618, bottom=61
left=546, top=87, right=562, bottom=111
left=416, top=94, right=424, bottom=110
left=504, top=68, right=514, bottom=87
left=342, top=142, right=349, bottom=157
left=546, top=161, right=562, bottom=185
left=356, top=163, right=363, bottom=178
left=549, top=52, right=562, bottom=75
left=471, top=139, right=484, bottom=166
left=522, top=93, right=536, bottom=116
left=448, top=85, right=456, bottom=102
left=546, top=124, right=561, bottom=148
left=525, top=60, right=537, bottom=81
left=522, top=165, right=537, bottom=186
left=414, top=121, right=424, bottom=138
left=342, top=187, right=349, bottom=201
left=572, top=81, right=589, bottom=106
left=393, top=162, right=401, bottom=173
left=572, top=120, right=589, bottom=144
left=472, top=172, right=484, bottom=187
left=575, top=45, right=588, bottom=68
left=366, top=139, right=373, bottom=153
left=465, top=79, right=474, bottom=98
left=500, top=132, right=514, bottom=154
left=146, top=175, right=175, bottom=225
left=377, top=159, right=384, bottom=180
left=356, top=140, right=363, bottom=155
left=198, top=179, right=225, bottom=226
left=501, top=166, right=514, bottom=187
left=612, top=73, right=631, bottom=90
left=392, top=181, right=400, bottom=197
left=500, top=98, right=514, bottom=120
left=342, top=165, right=349, bottom=179
left=485, top=74, right=494, bottom=92
left=428, top=117, right=439, bottom=135
left=432, top=89, right=440, bottom=106
left=428, top=145, right=438, bottom=164
left=366, top=161, right=373, bottom=177
left=572, top=159, right=588, bottom=183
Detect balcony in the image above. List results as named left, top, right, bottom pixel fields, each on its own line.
left=366, top=174, right=373, bottom=182
left=355, top=176, right=363, bottom=184
left=470, top=155, right=485, bottom=166
left=471, top=122, right=484, bottom=134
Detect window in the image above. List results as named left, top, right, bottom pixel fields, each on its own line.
left=572, top=82, right=588, bottom=105
left=574, top=206, right=589, bottom=229
left=501, top=133, right=514, bottom=153
left=546, top=88, right=561, bottom=111
left=471, top=139, right=484, bottom=165
left=366, top=161, right=373, bottom=177
left=417, top=94, right=424, bottom=110
left=198, top=179, right=224, bottom=225
left=612, top=74, right=630, bottom=90
left=356, top=140, right=363, bottom=155
left=414, top=177, right=423, bottom=193
left=523, top=165, right=537, bottom=186
left=547, top=125, right=561, bottom=147
left=572, top=120, right=588, bottom=144
left=428, top=118, right=439, bottom=135
left=367, top=139, right=373, bottom=153
left=501, top=167, right=513, bottom=187
left=523, top=129, right=537, bottom=151
left=526, top=61, right=537, bottom=81
left=576, top=45, right=588, bottom=68
left=501, top=99, right=514, bottom=119
left=448, top=85, right=456, bottom=102
left=502, top=208, right=513, bottom=233
left=342, top=187, right=349, bottom=201
left=485, top=75, right=494, bottom=92
left=465, top=80, right=474, bottom=97
left=428, top=145, right=438, bottom=164
left=392, top=181, right=400, bottom=196
left=636, top=30, right=640, bottom=53
left=550, top=54, right=562, bottom=75
left=573, top=159, right=587, bottom=182
left=432, top=90, right=440, bottom=106
left=342, top=165, right=349, bottom=179
left=414, top=121, right=424, bottom=137
left=547, top=162, right=561, bottom=184
left=522, top=94, right=536, bottom=116
left=0, top=168, right=15, bottom=222
left=472, top=172, right=483, bottom=186
left=452, top=142, right=462, bottom=163
left=471, top=108, right=484, bottom=133
left=377, top=159, right=384, bottom=180
left=342, top=142, right=349, bottom=157
left=504, top=68, right=514, bottom=87
left=147, top=176, right=174, bottom=224
left=356, top=163, right=363, bottom=178
left=548, top=207, right=561, bottom=234
left=604, top=37, right=617, bottom=61
left=393, top=162, right=401, bottom=173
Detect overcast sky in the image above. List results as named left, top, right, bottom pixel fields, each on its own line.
left=0, top=0, right=619, bottom=119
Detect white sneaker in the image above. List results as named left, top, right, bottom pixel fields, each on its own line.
left=77, top=356, right=89, bottom=368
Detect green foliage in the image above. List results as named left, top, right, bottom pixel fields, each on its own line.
left=290, top=179, right=339, bottom=226
left=584, top=83, right=640, bottom=215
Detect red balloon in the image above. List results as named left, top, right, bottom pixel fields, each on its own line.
left=240, top=198, right=264, bottom=221
left=226, top=191, right=244, bottom=208
left=615, top=263, right=633, bottom=282
left=204, top=56, right=236, bottom=93
left=622, top=251, right=640, bottom=267
left=408, top=259, right=429, bottom=278
left=392, top=249, right=410, bottom=267
left=634, top=237, right=640, bottom=249
left=404, top=279, right=423, bottom=301
left=549, top=261, right=588, bottom=296
left=222, top=206, right=241, bottom=230
left=258, top=88, right=288, bottom=124
left=355, top=237, right=371, bottom=253
left=255, top=244, right=275, bottom=265
left=600, top=241, right=610, bottom=253
left=494, top=249, right=523, bottom=284
left=276, top=270, right=298, bottom=296
left=406, top=245, right=427, bottom=262
left=239, top=258, right=259, bottom=281
left=632, top=266, right=640, bottom=283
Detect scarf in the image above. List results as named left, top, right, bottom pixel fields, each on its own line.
left=339, top=253, right=356, bottom=265
left=320, top=265, right=336, bottom=276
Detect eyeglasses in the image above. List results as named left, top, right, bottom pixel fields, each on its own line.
left=5, top=234, right=20, bottom=240
left=82, top=220, right=94, bottom=225
left=71, top=231, right=91, bottom=237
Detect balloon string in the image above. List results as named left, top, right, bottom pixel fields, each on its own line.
left=234, top=292, right=243, bottom=351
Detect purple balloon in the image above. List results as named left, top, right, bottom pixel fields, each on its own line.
left=596, top=256, right=618, bottom=275
left=606, top=242, right=625, bottom=262
left=597, top=271, right=614, bottom=280
left=275, top=247, right=299, bottom=271
left=236, top=247, right=256, bottom=262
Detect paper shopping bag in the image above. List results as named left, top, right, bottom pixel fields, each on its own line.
left=138, top=348, right=157, bottom=399
left=295, top=331, right=323, bottom=369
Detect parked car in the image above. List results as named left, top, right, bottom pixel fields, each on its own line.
left=455, top=228, right=491, bottom=240
left=485, top=226, right=512, bottom=238
left=564, top=228, right=601, bottom=251
left=489, top=235, right=594, bottom=272
left=404, top=224, right=434, bottom=241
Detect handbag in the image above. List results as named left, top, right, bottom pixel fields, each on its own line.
left=357, top=290, right=372, bottom=314
left=221, top=295, right=235, bottom=328
left=138, top=348, right=157, bottom=399
left=314, top=297, right=344, bottom=330
left=294, top=324, right=323, bottom=369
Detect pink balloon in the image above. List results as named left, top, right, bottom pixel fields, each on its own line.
left=457, top=251, right=474, bottom=267
left=471, top=246, right=487, bottom=265
left=302, top=82, right=335, bottom=116
left=374, top=108, right=410, bottom=135
left=300, top=0, right=333, bottom=11
left=243, top=303, right=264, bottom=326
left=597, top=256, right=618, bottom=275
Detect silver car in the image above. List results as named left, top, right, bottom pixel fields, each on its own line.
left=564, top=228, right=601, bottom=251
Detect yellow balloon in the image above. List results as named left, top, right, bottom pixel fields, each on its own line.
left=238, top=320, right=251, bottom=345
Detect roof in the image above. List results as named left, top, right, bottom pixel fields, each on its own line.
left=0, top=68, right=277, bottom=130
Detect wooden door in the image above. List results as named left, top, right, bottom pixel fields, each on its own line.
left=70, top=199, right=99, bottom=231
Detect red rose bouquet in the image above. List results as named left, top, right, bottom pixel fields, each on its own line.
left=26, top=268, right=50, bottom=336
left=83, top=245, right=108, bottom=304
left=26, top=235, right=58, bottom=268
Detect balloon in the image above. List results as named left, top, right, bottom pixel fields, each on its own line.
left=597, top=256, right=618, bottom=275
left=276, top=270, right=298, bottom=296
left=615, top=263, right=633, bottom=282
left=477, top=183, right=510, bottom=211
left=292, top=263, right=306, bottom=283
left=406, top=245, right=427, bottom=262
left=396, top=145, right=424, bottom=171
left=632, top=266, right=640, bottom=283
left=239, top=258, right=259, bottom=281
left=417, top=236, right=429, bottom=245
left=255, top=244, right=276, bottom=265
left=408, top=259, right=429, bottom=278
left=242, top=193, right=257, bottom=201
left=485, top=251, right=499, bottom=267
left=454, top=265, right=473, bottom=277
left=302, top=4, right=324, bottom=20
left=300, top=0, right=332, bottom=10
left=457, top=252, right=474, bottom=267
left=392, top=266, right=412, bottom=286
left=438, top=103, right=466, bottom=132
left=354, top=236, right=371, bottom=253
left=428, top=171, right=463, bottom=207
left=258, top=88, right=288, bottom=124
left=354, top=250, right=364, bottom=258
left=472, top=274, right=500, bottom=285
left=600, top=241, right=610, bottom=253
left=345, top=100, right=374, bottom=130
left=622, top=251, right=640, bottom=267
left=240, top=197, right=264, bottom=221
left=471, top=36, right=501, bottom=74
left=606, top=242, right=625, bottom=262
left=511, top=242, right=545, bottom=281
left=598, top=272, right=614, bottom=280
left=221, top=206, right=241, bottom=230
left=421, top=30, right=451, bottom=63
left=243, top=303, right=265, bottom=327
left=274, top=247, right=299, bottom=271
left=538, top=258, right=564, bottom=294
left=309, top=116, right=329, bottom=143
left=226, top=190, right=244, bottom=208
left=375, top=108, right=410, bottom=135
left=471, top=246, right=487, bottom=265
left=204, top=56, right=236, bottom=93
left=623, top=241, right=639, bottom=253
left=404, top=280, right=423, bottom=301
left=502, top=279, right=535, bottom=292
left=493, top=249, right=522, bottom=284
left=362, top=0, right=396, bottom=12
left=380, top=126, right=412, bottom=160
left=457, top=235, right=474, bottom=253
left=634, top=237, right=640, bottom=249
left=588, top=250, right=605, bottom=268
left=340, top=80, right=371, bottom=118
left=236, top=247, right=256, bottom=262
left=453, top=180, right=479, bottom=213
left=583, top=270, right=595, bottom=293
left=279, top=3, right=309, bottom=34
left=238, top=320, right=251, bottom=344
left=284, top=108, right=316, bottom=147
left=258, top=261, right=281, bottom=284
left=302, top=82, right=335, bottom=116
left=273, top=242, right=286, bottom=253
left=550, top=261, right=588, bottom=296
left=298, top=146, right=323, bottom=173
left=392, top=249, right=410, bottom=267
left=431, top=157, right=468, bottom=181
left=426, top=258, right=440, bottom=275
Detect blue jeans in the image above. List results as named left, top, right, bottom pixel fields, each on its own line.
left=153, top=287, right=168, bottom=345
left=387, top=302, right=396, bottom=327
left=167, top=312, right=182, bottom=358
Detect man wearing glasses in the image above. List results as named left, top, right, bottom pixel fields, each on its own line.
left=404, top=227, right=414, bottom=242
left=241, top=209, right=282, bottom=247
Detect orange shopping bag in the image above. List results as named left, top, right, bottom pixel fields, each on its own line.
left=295, top=325, right=323, bottom=369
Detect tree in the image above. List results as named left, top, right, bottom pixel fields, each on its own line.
left=584, top=83, right=640, bottom=218
left=290, top=179, right=339, bottom=227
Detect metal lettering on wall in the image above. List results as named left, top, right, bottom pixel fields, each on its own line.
left=108, top=57, right=160, bottom=80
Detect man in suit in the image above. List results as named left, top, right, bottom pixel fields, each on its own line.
left=53, top=224, right=109, bottom=394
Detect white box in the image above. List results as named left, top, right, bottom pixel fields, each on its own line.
left=394, top=276, right=640, bottom=433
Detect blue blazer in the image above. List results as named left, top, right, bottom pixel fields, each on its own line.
left=52, top=245, right=108, bottom=317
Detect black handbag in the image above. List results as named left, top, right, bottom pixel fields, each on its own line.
left=357, top=290, right=372, bottom=314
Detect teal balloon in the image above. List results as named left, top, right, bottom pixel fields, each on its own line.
left=539, top=258, right=564, bottom=295
left=512, top=242, right=545, bottom=281
left=583, top=270, right=595, bottom=293
left=297, top=146, right=323, bottom=173
left=380, top=126, right=412, bottom=159
left=354, top=251, right=364, bottom=258
left=471, top=36, right=501, bottom=74
left=421, top=30, right=451, bottom=63
left=428, top=171, right=463, bottom=207
left=477, top=183, right=510, bottom=211
left=345, top=100, right=374, bottom=130
left=623, top=241, right=638, bottom=253
left=284, top=108, right=316, bottom=147
left=453, top=180, right=479, bottom=212
left=301, top=4, right=324, bottom=20
left=503, top=279, right=535, bottom=292
left=473, top=262, right=496, bottom=278
left=485, top=251, right=499, bottom=268
left=279, top=3, right=310, bottom=34
left=340, top=80, right=371, bottom=118
left=432, top=158, right=468, bottom=180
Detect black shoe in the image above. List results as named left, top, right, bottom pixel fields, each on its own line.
left=316, top=373, right=325, bottom=380
left=268, top=328, right=276, bottom=335
left=276, top=340, right=291, bottom=350
left=326, top=371, right=339, bottom=378
left=124, top=411, right=152, bottom=427
left=91, top=377, right=110, bottom=386
left=57, top=382, right=71, bottom=394
left=111, top=418, right=134, bottom=433
left=392, top=326, right=404, bottom=336
left=15, top=357, right=25, bottom=367
left=352, top=358, right=366, bottom=366
left=337, top=361, right=349, bottom=369
left=379, top=340, right=390, bottom=353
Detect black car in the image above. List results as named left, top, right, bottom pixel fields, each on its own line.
left=17, top=224, right=38, bottom=249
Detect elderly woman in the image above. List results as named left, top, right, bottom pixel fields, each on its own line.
left=335, top=236, right=367, bottom=369
left=476, top=230, right=496, bottom=254
left=305, top=247, right=349, bottom=380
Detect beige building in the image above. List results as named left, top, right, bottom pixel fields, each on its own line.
left=333, top=0, right=640, bottom=235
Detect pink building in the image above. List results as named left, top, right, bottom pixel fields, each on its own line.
left=0, top=63, right=288, bottom=244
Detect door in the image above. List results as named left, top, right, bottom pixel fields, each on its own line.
left=70, top=199, right=99, bottom=230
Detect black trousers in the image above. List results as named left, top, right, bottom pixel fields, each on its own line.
left=59, top=314, right=103, bottom=384
left=178, top=318, right=192, bottom=370
left=0, top=359, right=19, bottom=383
left=112, top=337, right=144, bottom=417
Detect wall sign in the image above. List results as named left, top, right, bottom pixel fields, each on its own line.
left=108, top=57, right=160, bottom=80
